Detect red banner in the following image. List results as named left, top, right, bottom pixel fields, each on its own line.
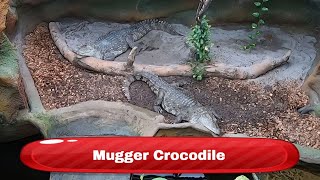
left=20, top=137, right=299, bottom=173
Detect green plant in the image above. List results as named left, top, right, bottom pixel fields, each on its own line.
left=191, top=62, right=206, bottom=81
left=187, top=15, right=212, bottom=80
left=243, top=0, right=270, bottom=51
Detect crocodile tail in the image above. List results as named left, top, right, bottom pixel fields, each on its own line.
left=138, top=19, right=183, bottom=36
left=122, top=73, right=146, bottom=101
left=152, top=19, right=182, bottom=36
left=122, top=75, right=136, bottom=101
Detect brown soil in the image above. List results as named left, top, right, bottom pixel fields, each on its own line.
left=23, top=23, right=126, bottom=109
left=23, top=23, right=320, bottom=149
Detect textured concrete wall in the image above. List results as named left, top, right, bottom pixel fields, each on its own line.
left=13, top=0, right=320, bottom=26
left=10, top=0, right=319, bottom=39
left=0, top=33, right=24, bottom=123
left=0, top=33, right=32, bottom=142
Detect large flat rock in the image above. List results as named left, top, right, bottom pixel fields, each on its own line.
left=55, top=19, right=317, bottom=85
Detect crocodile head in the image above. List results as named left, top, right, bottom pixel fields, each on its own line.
left=189, top=107, right=221, bottom=135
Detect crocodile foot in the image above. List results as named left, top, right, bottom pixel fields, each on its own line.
left=298, top=104, right=320, bottom=117
left=298, top=105, right=313, bottom=114
left=153, top=105, right=163, bottom=114
left=136, top=42, right=158, bottom=54
left=173, top=115, right=183, bottom=124
left=170, top=80, right=190, bottom=87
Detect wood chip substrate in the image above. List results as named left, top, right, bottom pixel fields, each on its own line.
left=23, top=23, right=320, bottom=149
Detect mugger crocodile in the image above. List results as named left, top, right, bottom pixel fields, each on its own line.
left=77, top=19, right=183, bottom=60
left=123, top=71, right=221, bottom=135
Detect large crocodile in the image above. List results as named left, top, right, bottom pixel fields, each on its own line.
left=123, top=71, right=221, bottom=135
left=78, top=19, right=183, bottom=61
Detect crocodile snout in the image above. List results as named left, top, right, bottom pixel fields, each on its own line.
left=190, top=108, right=221, bottom=136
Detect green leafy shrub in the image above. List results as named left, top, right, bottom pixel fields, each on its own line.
left=243, top=0, right=270, bottom=51
left=187, top=15, right=212, bottom=80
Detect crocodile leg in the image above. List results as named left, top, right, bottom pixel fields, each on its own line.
left=174, top=110, right=189, bottom=123
left=102, top=52, right=116, bottom=61
left=126, top=36, right=154, bottom=53
left=170, top=80, right=190, bottom=87
left=102, top=44, right=128, bottom=61
left=212, top=110, right=222, bottom=120
left=298, top=105, right=314, bottom=114
left=174, top=115, right=183, bottom=123
left=126, top=36, right=143, bottom=52
left=170, top=80, right=190, bottom=92
left=153, top=90, right=165, bottom=113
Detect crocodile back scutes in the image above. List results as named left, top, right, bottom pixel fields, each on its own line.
left=122, top=71, right=167, bottom=101
left=131, top=19, right=182, bottom=41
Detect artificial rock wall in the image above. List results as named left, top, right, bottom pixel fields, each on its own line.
left=4, top=0, right=318, bottom=37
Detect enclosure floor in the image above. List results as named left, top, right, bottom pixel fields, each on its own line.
left=23, top=23, right=320, bottom=149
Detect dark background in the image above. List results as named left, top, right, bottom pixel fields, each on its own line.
left=0, top=134, right=50, bottom=180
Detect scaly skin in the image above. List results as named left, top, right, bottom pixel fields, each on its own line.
left=298, top=104, right=320, bottom=117
left=78, top=19, right=183, bottom=60
left=123, top=71, right=221, bottom=135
